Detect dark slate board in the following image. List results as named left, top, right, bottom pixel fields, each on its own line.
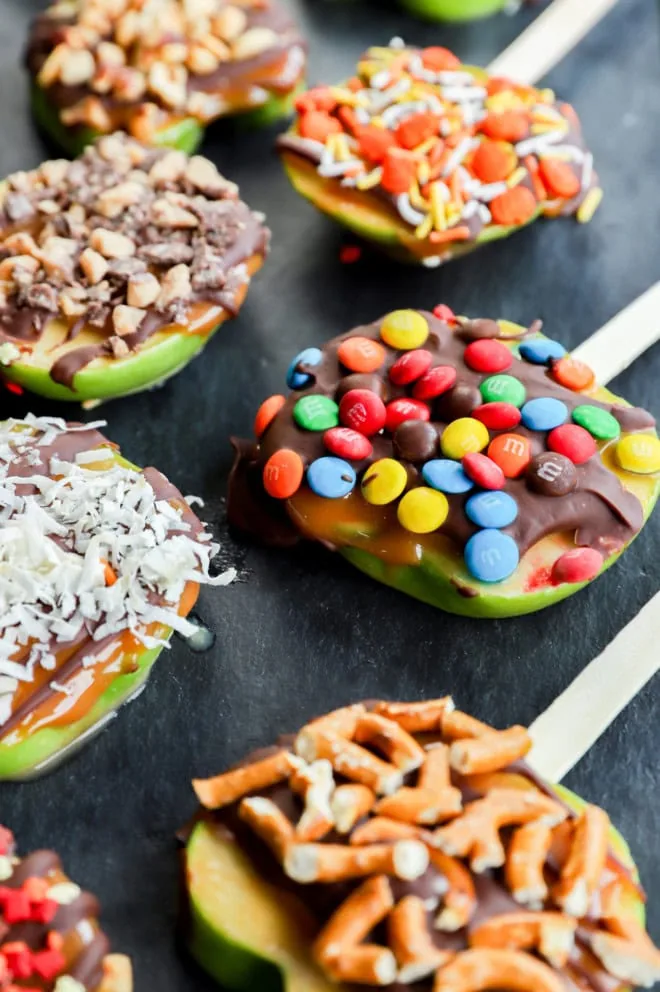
left=2, top=0, right=660, bottom=988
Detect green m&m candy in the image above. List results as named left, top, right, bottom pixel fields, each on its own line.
left=294, top=395, right=339, bottom=431
left=572, top=405, right=621, bottom=441
left=480, top=375, right=526, bottom=408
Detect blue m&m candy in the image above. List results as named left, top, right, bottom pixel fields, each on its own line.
left=287, top=347, right=323, bottom=389
left=521, top=397, right=568, bottom=432
left=519, top=338, right=567, bottom=365
left=465, top=530, right=520, bottom=583
left=307, top=457, right=356, bottom=498
left=422, top=459, right=474, bottom=494
left=465, top=490, right=518, bottom=529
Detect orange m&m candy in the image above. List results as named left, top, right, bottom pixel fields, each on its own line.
left=488, top=433, right=532, bottom=478
left=337, top=337, right=386, bottom=374
left=263, top=449, right=304, bottom=499
left=254, top=395, right=286, bottom=438
left=551, top=356, right=596, bottom=392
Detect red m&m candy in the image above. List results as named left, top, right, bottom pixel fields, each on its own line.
left=389, top=349, right=433, bottom=386
left=412, top=365, right=457, bottom=401
left=548, top=424, right=597, bottom=464
left=552, top=547, right=603, bottom=584
left=339, top=388, right=387, bottom=436
left=488, top=433, right=532, bottom=478
left=324, top=427, right=373, bottom=461
left=254, top=394, right=286, bottom=438
left=385, top=398, right=431, bottom=432
left=464, top=339, right=513, bottom=374
left=433, top=304, right=456, bottom=323
left=462, top=452, right=506, bottom=490
left=472, top=402, right=522, bottom=431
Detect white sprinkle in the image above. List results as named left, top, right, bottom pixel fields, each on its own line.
left=370, top=70, right=392, bottom=90
left=540, top=145, right=585, bottom=163
left=474, top=181, right=508, bottom=203
left=396, top=194, right=427, bottom=227
left=581, top=152, right=594, bottom=191
left=389, top=36, right=405, bottom=49
left=421, top=255, right=443, bottom=268
left=516, top=129, right=568, bottom=157
left=317, top=159, right=364, bottom=178
left=478, top=204, right=492, bottom=225
left=442, top=137, right=479, bottom=178
left=440, top=85, right=487, bottom=103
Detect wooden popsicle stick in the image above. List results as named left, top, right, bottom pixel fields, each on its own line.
left=572, top=282, right=660, bottom=386
left=526, top=589, right=660, bottom=782
left=488, top=0, right=620, bottom=85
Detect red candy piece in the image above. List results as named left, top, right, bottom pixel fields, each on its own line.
left=31, top=948, right=67, bottom=981
left=2, top=942, right=32, bottom=979
left=396, top=112, right=439, bottom=150
left=0, top=828, right=13, bottom=857
left=30, top=899, right=58, bottom=925
left=548, top=424, right=597, bottom=465
left=324, top=427, right=373, bottom=461
left=552, top=548, right=603, bottom=585
left=357, top=125, right=396, bottom=164
left=488, top=433, right=532, bottom=478
left=464, top=339, right=513, bottom=374
left=339, top=389, right=387, bottom=436
left=2, top=889, right=31, bottom=924
left=472, top=402, right=522, bottom=431
left=412, top=365, right=457, bottom=401
left=421, top=47, right=461, bottom=71
left=385, top=399, right=431, bottom=432
left=432, top=304, right=456, bottom=324
left=462, top=453, right=506, bottom=491
left=389, top=349, right=433, bottom=386
left=254, top=395, right=286, bottom=439
left=381, top=149, right=418, bottom=194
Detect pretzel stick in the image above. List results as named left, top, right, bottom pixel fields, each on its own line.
left=572, top=283, right=660, bottom=386
left=488, top=0, right=619, bottom=85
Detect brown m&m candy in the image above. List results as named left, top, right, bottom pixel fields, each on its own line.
left=335, top=373, right=387, bottom=400
left=435, top=382, right=482, bottom=421
left=527, top=453, right=578, bottom=497
left=393, top=421, right=439, bottom=462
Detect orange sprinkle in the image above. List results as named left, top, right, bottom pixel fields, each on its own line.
left=358, top=125, right=396, bottom=164
left=524, top=155, right=546, bottom=201
left=552, top=356, right=596, bottom=392
left=263, top=449, right=304, bottom=500
left=346, top=76, right=364, bottom=92
left=299, top=110, right=342, bottom=143
left=47, top=932, right=65, bottom=951
left=470, top=140, right=517, bottom=183
left=538, top=158, right=581, bottom=199
left=338, top=336, right=386, bottom=373
left=395, top=112, right=439, bottom=150
left=101, top=559, right=118, bottom=586
left=429, top=140, right=446, bottom=165
left=421, top=47, right=461, bottom=71
left=490, top=185, right=538, bottom=226
left=487, top=77, right=516, bottom=96
left=450, top=170, right=463, bottom=203
left=480, top=110, right=529, bottom=143
left=295, top=87, right=337, bottom=114
left=429, top=226, right=471, bottom=244
left=254, top=394, right=286, bottom=438
left=337, top=106, right=359, bottom=134
left=380, top=149, right=418, bottom=194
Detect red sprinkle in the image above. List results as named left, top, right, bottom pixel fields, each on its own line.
left=421, top=47, right=461, bottom=71
left=412, top=365, right=457, bottom=401
left=31, top=948, right=67, bottom=981
left=339, top=389, right=387, bottom=436
left=339, top=245, right=362, bottom=264
left=357, top=125, right=396, bottom=164
left=432, top=304, right=456, bottom=324
left=385, top=398, right=431, bottom=433
left=295, top=87, right=337, bottom=114
left=472, top=402, right=522, bottom=431
left=396, top=112, right=439, bottom=150
left=2, top=942, right=32, bottom=979
left=2, top=889, right=31, bottom=924
left=464, top=339, right=513, bottom=374
left=381, top=149, right=418, bottom=194
left=462, top=452, right=506, bottom=491
left=548, top=424, right=597, bottom=464
left=30, top=899, right=58, bottom=925
left=323, top=427, right=373, bottom=461
left=4, top=381, right=23, bottom=396
left=389, top=349, right=433, bottom=386
left=299, top=110, right=342, bottom=143
left=552, top=548, right=603, bottom=585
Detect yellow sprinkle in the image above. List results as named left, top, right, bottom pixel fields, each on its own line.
left=417, top=161, right=431, bottom=186
left=531, top=122, right=568, bottom=136
left=539, top=150, right=573, bottom=161
left=429, top=183, right=447, bottom=231
left=486, top=92, right=524, bottom=114
left=577, top=187, right=604, bottom=224
left=415, top=214, right=433, bottom=240
left=370, top=116, right=386, bottom=129
left=532, top=109, right=562, bottom=124
left=507, top=167, right=527, bottom=188
left=333, top=135, right=352, bottom=162
left=446, top=204, right=462, bottom=226
left=356, top=168, right=383, bottom=190
left=409, top=181, right=428, bottom=211
left=329, top=86, right=366, bottom=108
left=539, top=88, right=556, bottom=104
left=413, top=137, right=439, bottom=157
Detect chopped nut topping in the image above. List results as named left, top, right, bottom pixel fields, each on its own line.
left=127, top=272, right=160, bottom=308
left=59, top=47, right=96, bottom=85
left=90, top=228, right=137, bottom=259
left=79, top=247, right=109, bottom=284
left=112, top=303, right=145, bottom=336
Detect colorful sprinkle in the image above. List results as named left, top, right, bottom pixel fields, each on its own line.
left=380, top=310, right=429, bottom=350
left=520, top=397, right=569, bottom=431
left=263, top=449, right=304, bottom=499
left=462, top=452, right=506, bottom=490
left=572, top=404, right=621, bottom=441
left=339, top=245, right=362, bottom=264
left=339, top=389, right=386, bottom=435
left=615, top=434, right=660, bottom=474
left=519, top=338, right=567, bottom=365
left=479, top=374, right=526, bottom=407
left=465, top=490, right=518, bottom=529
left=389, top=349, right=433, bottom=386
left=385, top=398, right=431, bottom=432
left=422, top=459, right=474, bottom=494
left=398, top=487, right=449, bottom=534
left=323, top=427, right=373, bottom=461
left=361, top=458, right=408, bottom=505
left=472, top=402, right=522, bottom=431
left=551, top=356, right=595, bottom=392
left=548, top=424, right=597, bottom=464
left=465, top=529, right=519, bottom=583
left=464, top=339, right=513, bottom=374
left=254, top=395, right=286, bottom=438
left=337, top=337, right=386, bottom=374
left=488, top=432, right=532, bottom=477
left=440, top=417, right=490, bottom=460
left=307, top=457, right=356, bottom=499
left=412, top=365, right=457, bottom=401
left=294, top=395, right=340, bottom=431
left=539, top=158, right=581, bottom=199
left=286, top=347, right=323, bottom=389
left=552, top=547, right=603, bottom=585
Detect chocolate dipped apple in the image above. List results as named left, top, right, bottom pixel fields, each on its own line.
left=26, top=0, right=306, bottom=156
left=0, top=133, right=269, bottom=404
left=0, top=414, right=232, bottom=780
left=398, top=0, right=543, bottom=22
left=184, top=698, right=660, bottom=991
left=277, top=42, right=600, bottom=267
left=228, top=308, right=660, bottom=617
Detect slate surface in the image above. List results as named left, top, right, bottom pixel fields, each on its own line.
left=1, top=0, right=660, bottom=988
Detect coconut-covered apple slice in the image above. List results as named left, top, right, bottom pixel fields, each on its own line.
left=0, top=414, right=234, bottom=781
left=0, top=824, right=132, bottom=991
left=0, top=132, right=269, bottom=404
left=26, top=0, right=307, bottom=156
left=277, top=41, right=600, bottom=268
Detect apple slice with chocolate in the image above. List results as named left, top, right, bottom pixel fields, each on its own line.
left=0, top=132, right=269, bottom=404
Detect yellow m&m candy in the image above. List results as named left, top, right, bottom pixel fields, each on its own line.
left=398, top=487, right=449, bottom=534
left=380, top=310, right=429, bottom=351
left=616, top=434, right=660, bottom=474
left=440, top=418, right=490, bottom=460
left=362, top=458, right=408, bottom=505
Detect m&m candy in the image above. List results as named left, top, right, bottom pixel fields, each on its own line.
left=440, top=418, right=490, bottom=460
left=254, top=395, right=286, bottom=438
left=361, top=458, right=408, bottom=504
left=393, top=422, right=438, bottom=462
left=551, top=356, right=595, bottom=392
left=286, top=347, right=323, bottom=389
left=380, top=310, right=429, bottom=350
left=389, top=349, right=433, bottom=386
left=465, top=490, right=518, bottom=529
left=307, top=457, right=356, bottom=499
left=616, top=434, right=660, bottom=474
left=422, top=459, right=474, bottom=494
left=412, top=366, right=457, bottom=401
left=548, top=424, right=596, bottom=464
left=385, top=398, right=431, bottom=433
left=339, top=389, right=387, bottom=435
left=464, top=529, right=519, bottom=583
left=487, top=433, right=532, bottom=477
left=462, top=452, right=505, bottom=490
left=552, top=547, right=603, bottom=584
left=464, top=339, right=513, bottom=374
left=472, top=402, right=521, bottom=431
left=572, top=405, right=621, bottom=441
left=520, top=397, right=568, bottom=432
left=398, top=487, right=449, bottom=534
left=324, top=427, right=373, bottom=461
left=432, top=303, right=456, bottom=323
left=263, top=449, right=304, bottom=499
left=294, top=395, right=340, bottom=431
left=480, top=374, right=526, bottom=408
left=527, top=452, right=577, bottom=496
left=337, top=337, right=386, bottom=374
left=436, top=383, right=481, bottom=420
left=519, top=338, right=566, bottom=364
left=336, top=373, right=385, bottom=400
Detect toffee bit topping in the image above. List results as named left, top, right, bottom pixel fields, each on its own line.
left=192, top=699, right=660, bottom=989
left=0, top=415, right=235, bottom=728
